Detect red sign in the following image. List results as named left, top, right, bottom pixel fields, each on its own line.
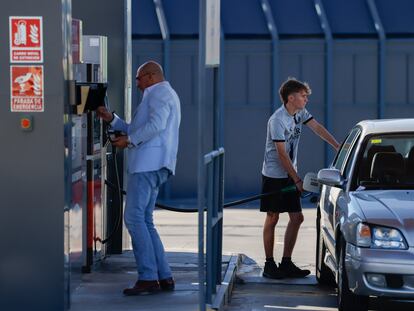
left=11, top=66, right=44, bottom=112
left=9, top=16, right=43, bottom=63
left=72, top=19, right=83, bottom=64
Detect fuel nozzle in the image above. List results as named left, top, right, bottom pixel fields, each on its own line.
left=107, top=130, right=127, bottom=142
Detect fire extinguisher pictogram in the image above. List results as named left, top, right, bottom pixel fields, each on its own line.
left=14, top=20, right=27, bottom=46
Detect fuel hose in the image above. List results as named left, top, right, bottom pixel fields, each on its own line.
left=104, top=179, right=311, bottom=213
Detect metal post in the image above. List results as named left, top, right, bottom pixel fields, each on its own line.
left=63, top=0, right=73, bottom=307
left=205, top=163, right=213, bottom=304
left=214, top=27, right=225, bottom=151
left=216, top=152, right=225, bottom=285
left=201, top=0, right=222, bottom=307
left=122, top=1, right=133, bottom=254
left=212, top=29, right=224, bottom=291
left=216, top=29, right=225, bottom=280
left=206, top=157, right=214, bottom=304
left=366, top=0, right=386, bottom=119
left=213, top=150, right=222, bottom=288
left=198, top=0, right=207, bottom=310
left=314, top=0, right=333, bottom=166
left=213, top=159, right=219, bottom=292
left=213, top=66, right=219, bottom=293
left=124, top=0, right=132, bottom=123
left=260, top=0, right=280, bottom=113
left=202, top=148, right=225, bottom=307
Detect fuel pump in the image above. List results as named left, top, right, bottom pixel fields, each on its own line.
left=70, top=26, right=110, bottom=272
left=72, top=82, right=107, bottom=272
left=73, top=83, right=126, bottom=270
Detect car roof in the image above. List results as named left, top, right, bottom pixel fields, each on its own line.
left=356, top=119, right=414, bottom=136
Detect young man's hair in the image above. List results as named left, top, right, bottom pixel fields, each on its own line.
left=279, top=77, right=311, bottom=105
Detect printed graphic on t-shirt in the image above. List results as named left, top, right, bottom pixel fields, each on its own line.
left=287, top=125, right=301, bottom=160
left=288, top=126, right=301, bottom=141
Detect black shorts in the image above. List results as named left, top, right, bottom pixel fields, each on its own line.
left=260, top=175, right=302, bottom=213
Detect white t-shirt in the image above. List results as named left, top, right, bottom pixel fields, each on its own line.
left=262, top=105, right=313, bottom=178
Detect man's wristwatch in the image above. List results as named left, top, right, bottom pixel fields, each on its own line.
left=127, top=137, right=134, bottom=149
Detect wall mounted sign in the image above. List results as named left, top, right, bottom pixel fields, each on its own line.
left=9, top=16, right=43, bottom=63
left=10, top=65, right=44, bottom=112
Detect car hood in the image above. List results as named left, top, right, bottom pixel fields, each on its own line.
left=352, top=190, right=414, bottom=246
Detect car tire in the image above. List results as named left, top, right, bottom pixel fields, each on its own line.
left=315, top=209, right=335, bottom=286
left=337, top=241, right=369, bottom=311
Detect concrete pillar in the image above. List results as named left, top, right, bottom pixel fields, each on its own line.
left=0, top=1, right=69, bottom=310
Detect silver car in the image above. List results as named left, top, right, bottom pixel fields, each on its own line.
left=315, top=119, right=414, bottom=311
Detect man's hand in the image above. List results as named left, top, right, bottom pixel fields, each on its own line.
left=295, top=180, right=304, bottom=193
left=111, top=135, right=129, bottom=149
left=96, top=107, right=114, bottom=123
left=275, top=141, right=303, bottom=192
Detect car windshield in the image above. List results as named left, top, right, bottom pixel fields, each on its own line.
left=355, top=133, right=414, bottom=190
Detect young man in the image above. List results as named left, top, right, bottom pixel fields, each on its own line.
left=261, top=78, right=339, bottom=279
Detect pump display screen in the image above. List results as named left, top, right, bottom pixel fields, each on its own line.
left=84, top=83, right=107, bottom=111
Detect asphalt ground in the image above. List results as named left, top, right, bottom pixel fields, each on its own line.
left=155, top=205, right=414, bottom=311
left=71, top=203, right=414, bottom=310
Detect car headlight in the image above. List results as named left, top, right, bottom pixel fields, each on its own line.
left=356, top=223, right=408, bottom=249
left=372, top=226, right=407, bottom=249
left=356, top=223, right=371, bottom=247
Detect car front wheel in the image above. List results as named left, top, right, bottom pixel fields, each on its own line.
left=315, top=212, right=335, bottom=286
left=337, top=241, right=369, bottom=311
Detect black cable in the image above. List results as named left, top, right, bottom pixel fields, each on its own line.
left=104, top=180, right=311, bottom=213
left=105, top=179, right=126, bottom=196
left=157, top=188, right=311, bottom=211
left=97, top=95, right=124, bottom=244
left=155, top=189, right=292, bottom=212
left=101, top=136, right=123, bottom=244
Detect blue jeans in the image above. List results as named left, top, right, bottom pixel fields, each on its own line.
left=124, top=168, right=172, bottom=280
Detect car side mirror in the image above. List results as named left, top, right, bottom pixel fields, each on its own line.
left=317, top=168, right=346, bottom=188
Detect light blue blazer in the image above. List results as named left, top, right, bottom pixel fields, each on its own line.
left=110, top=81, right=181, bottom=175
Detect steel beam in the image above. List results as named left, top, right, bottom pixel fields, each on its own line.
left=366, top=0, right=386, bottom=119
left=260, top=0, right=280, bottom=113
left=153, top=0, right=170, bottom=78
left=314, top=0, right=333, bottom=166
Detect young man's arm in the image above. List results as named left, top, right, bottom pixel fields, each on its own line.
left=305, top=119, right=340, bottom=151
left=275, top=142, right=304, bottom=192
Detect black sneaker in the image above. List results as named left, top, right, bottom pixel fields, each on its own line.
left=262, top=261, right=286, bottom=279
left=279, top=260, right=311, bottom=278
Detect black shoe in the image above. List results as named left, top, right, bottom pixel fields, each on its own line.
left=262, top=261, right=286, bottom=279
left=159, top=277, right=175, bottom=291
left=123, top=280, right=161, bottom=296
left=279, top=260, right=310, bottom=278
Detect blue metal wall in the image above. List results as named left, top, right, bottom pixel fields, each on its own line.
left=132, top=0, right=414, bottom=199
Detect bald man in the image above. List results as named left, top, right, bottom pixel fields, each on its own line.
left=97, top=61, right=181, bottom=295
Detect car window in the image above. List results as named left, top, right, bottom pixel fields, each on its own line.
left=354, top=133, right=414, bottom=190
left=333, top=128, right=360, bottom=172
left=344, top=134, right=360, bottom=179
